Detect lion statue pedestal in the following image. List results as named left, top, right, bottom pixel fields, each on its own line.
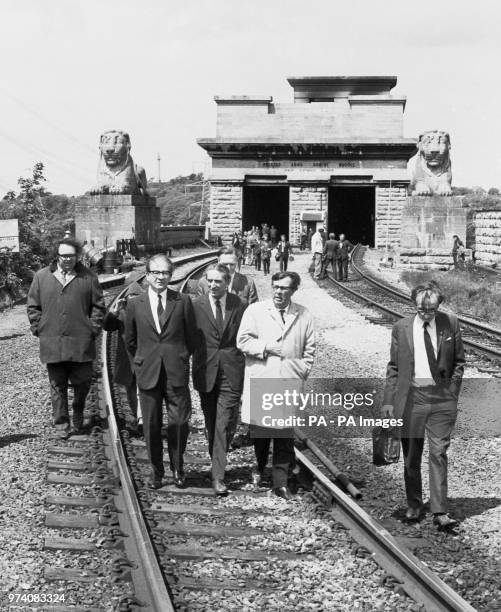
left=75, top=194, right=160, bottom=251
left=396, top=195, right=470, bottom=270
left=75, top=130, right=162, bottom=251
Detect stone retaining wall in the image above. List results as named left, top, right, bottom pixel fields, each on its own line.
left=474, top=211, right=501, bottom=265
left=289, top=186, right=327, bottom=245
left=209, top=182, right=242, bottom=244
left=375, top=186, right=407, bottom=248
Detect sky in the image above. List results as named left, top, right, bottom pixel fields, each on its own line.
left=0, top=0, right=500, bottom=196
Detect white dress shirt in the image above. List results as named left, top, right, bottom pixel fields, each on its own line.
left=228, top=274, right=235, bottom=294
left=148, top=286, right=167, bottom=333
left=208, top=292, right=227, bottom=321
left=413, top=314, right=438, bottom=386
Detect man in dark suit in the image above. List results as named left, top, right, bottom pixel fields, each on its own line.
left=321, top=233, right=339, bottom=279
left=125, top=254, right=196, bottom=489
left=335, top=233, right=353, bottom=281
left=382, top=281, right=465, bottom=529
left=197, top=247, right=258, bottom=305
left=192, top=264, right=247, bottom=495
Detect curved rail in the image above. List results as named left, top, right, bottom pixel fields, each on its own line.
left=350, top=245, right=501, bottom=337
left=324, top=245, right=501, bottom=361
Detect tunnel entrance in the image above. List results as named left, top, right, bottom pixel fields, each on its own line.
left=328, top=186, right=375, bottom=246
left=242, top=185, right=289, bottom=238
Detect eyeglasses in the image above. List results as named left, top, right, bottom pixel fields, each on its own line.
left=58, top=254, right=76, bottom=259
left=417, top=307, right=438, bottom=314
left=148, top=270, right=171, bottom=277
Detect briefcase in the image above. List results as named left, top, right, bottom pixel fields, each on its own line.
left=372, top=426, right=400, bottom=465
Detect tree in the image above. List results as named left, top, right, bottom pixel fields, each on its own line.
left=488, top=187, right=500, bottom=196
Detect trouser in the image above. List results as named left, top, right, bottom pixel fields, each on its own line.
left=401, top=386, right=457, bottom=514
left=337, top=258, right=349, bottom=280
left=139, top=365, right=192, bottom=479
left=47, top=361, right=93, bottom=428
left=280, top=256, right=289, bottom=272
left=254, top=252, right=261, bottom=271
left=322, top=257, right=337, bottom=279
left=199, top=370, right=241, bottom=480
left=262, top=258, right=270, bottom=274
left=253, top=436, right=295, bottom=488
left=313, top=253, right=323, bottom=278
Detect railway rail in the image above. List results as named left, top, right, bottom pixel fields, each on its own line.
left=324, top=244, right=501, bottom=367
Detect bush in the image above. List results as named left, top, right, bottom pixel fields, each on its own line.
left=400, top=269, right=501, bottom=325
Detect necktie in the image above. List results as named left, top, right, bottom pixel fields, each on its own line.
left=423, top=322, right=442, bottom=385
left=157, top=294, right=166, bottom=328
left=279, top=309, right=286, bottom=324
left=215, top=299, right=224, bottom=335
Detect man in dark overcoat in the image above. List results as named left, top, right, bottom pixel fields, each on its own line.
left=197, top=248, right=258, bottom=305
left=192, top=264, right=247, bottom=495
left=382, top=281, right=465, bottom=529
left=335, top=233, right=353, bottom=281
left=27, top=238, right=105, bottom=438
left=125, top=254, right=196, bottom=489
left=321, top=233, right=339, bottom=279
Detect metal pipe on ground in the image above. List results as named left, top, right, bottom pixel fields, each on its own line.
left=294, top=427, right=362, bottom=499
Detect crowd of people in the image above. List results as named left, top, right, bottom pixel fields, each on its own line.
left=26, top=237, right=465, bottom=527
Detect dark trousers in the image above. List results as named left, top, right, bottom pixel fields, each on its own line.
left=199, top=370, right=240, bottom=480
left=401, top=387, right=457, bottom=514
left=279, top=256, right=289, bottom=272
left=262, top=258, right=270, bottom=274
left=139, top=365, right=191, bottom=479
left=47, top=361, right=93, bottom=427
left=254, top=252, right=261, bottom=271
left=322, top=257, right=338, bottom=279
left=337, top=258, right=349, bottom=281
left=254, top=436, right=295, bottom=488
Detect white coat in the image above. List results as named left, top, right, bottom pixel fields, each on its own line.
left=236, top=299, right=316, bottom=424
left=311, top=231, right=324, bottom=254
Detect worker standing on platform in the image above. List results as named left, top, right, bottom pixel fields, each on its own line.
left=27, top=238, right=105, bottom=439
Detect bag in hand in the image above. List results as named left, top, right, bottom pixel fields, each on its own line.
left=289, top=254, right=294, bottom=262
left=275, top=252, right=282, bottom=262
left=372, top=426, right=400, bottom=465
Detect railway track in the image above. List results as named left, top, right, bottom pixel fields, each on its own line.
left=323, top=245, right=501, bottom=369
left=39, top=248, right=477, bottom=611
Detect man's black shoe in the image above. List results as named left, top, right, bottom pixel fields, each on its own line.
left=146, top=477, right=163, bottom=489
left=173, top=470, right=186, bottom=488
left=212, top=479, right=228, bottom=496
left=405, top=506, right=423, bottom=522
left=273, top=486, right=293, bottom=501
left=433, top=513, right=459, bottom=530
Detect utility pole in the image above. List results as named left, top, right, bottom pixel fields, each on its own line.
left=157, top=153, right=161, bottom=183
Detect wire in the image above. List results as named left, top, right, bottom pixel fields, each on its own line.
left=0, top=86, right=95, bottom=154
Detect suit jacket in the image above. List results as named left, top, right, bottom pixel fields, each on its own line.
left=383, top=312, right=465, bottom=418
left=192, top=293, right=247, bottom=393
left=196, top=271, right=258, bottom=305
left=27, top=262, right=105, bottom=364
left=276, top=241, right=292, bottom=258
left=336, top=240, right=354, bottom=260
left=323, top=239, right=339, bottom=259
left=237, top=300, right=316, bottom=424
left=124, top=288, right=196, bottom=390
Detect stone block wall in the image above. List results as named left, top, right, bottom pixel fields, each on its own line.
left=474, top=211, right=501, bottom=265
left=209, top=182, right=242, bottom=243
left=375, top=186, right=407, bottom=248
left=289, top=186, right=327, bottom=244
left=75, top=195, right=159, bottom=249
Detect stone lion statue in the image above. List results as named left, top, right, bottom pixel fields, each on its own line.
left=90, top=130, right=148, bottom=196
left=409, top=130, right=452, bottom=196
